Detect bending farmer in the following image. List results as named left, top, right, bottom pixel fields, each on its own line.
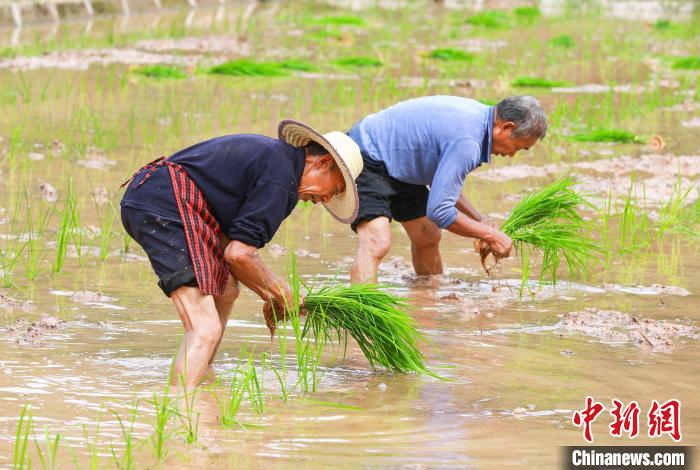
left=347, top=95, right=547, bottom=282
left=120, top=121, right=363, bottom=388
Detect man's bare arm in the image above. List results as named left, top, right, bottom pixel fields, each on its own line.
left=455, top=193, right=483, bottom=221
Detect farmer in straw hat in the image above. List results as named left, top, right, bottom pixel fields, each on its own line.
left=120, top=121, right=363, bottom=388
left=348, top=95, right=547, bottom=282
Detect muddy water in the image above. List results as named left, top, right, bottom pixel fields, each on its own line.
left=1, top=1, right=699, bottom=468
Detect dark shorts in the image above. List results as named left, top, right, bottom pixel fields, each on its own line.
left=121, top=206, right=198, bottom=296
left=351, top=153, right=429, bottom=232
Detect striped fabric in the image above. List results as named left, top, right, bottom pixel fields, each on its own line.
left=167, top=162, right=228, bottom=296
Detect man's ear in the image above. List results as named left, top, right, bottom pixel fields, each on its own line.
left=499, top=121, right=516, bottom=133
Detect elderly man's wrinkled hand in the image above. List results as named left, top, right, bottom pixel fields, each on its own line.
left=486, top=230, right=513, bottom=259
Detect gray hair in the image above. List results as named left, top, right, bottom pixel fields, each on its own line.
left=495, top=96, right=547, bottom=139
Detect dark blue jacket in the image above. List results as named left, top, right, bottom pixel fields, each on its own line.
left=120, top=134, right=305, bottom=248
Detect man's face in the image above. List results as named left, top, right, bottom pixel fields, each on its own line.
left=491, top=121, right=540, bottom=158
left=298, top=155, right=346, bottom=204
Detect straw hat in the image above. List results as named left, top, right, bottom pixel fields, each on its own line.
left=278, top=119, right=363, bottom=224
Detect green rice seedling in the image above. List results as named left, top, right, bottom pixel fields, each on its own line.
left=653, top=20, right=673, bottom=30
left=1, top=194, right=29, bottom=288
left=316, top=14, right=366, bottom=26
left=109, top=401, right=139, bottom=470
left=618, top=178, right=653, bottom=255
left=465, top=10, right=510, bottom=28
left=14, top=405, right=32, bottom=470
left=208, top=60, right=288, bottom=77
left=477, top=177, right=606, bottom=285
left=655, top=176, right=697, bottom=239
left=24, top=191, right=56, bottom=280
left=78, top=421, right=102, bottom=469
left=300, top=283, right=433, bottom=375
left=95, top=201, right=117, bottom=261
left=271, top=317, right=290, bottom=402
left=245, top=354, right=265, bottom=415
left=52, top=180, right=74, bottom=273
left=571, top=129, right=643, bottom=144
left=135, top=65, right=187, bottom=79
left=333, top=57, right=383, bottom=68
left=513, top=6, right=540, bottom=22
left=511, top=77, right=570, bottom=88
left=177, top=376, right=200, bottom=444
left=149, top=379, right=176, bottom=461
left=672, top=56, right=700, bottom=70
left=549, top=34, right=576, bottom=48
left=428, top=48, right=475, bottom=62
left=216, top=361, right=247, bottom=428
left=33, top=425, right=61, bottom=470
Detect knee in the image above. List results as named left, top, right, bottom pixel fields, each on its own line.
left=412, top=225, right=441, bottom=250
left=359, top=223, right=392, bottom=260
left=193, top=319, right=223, bottom=348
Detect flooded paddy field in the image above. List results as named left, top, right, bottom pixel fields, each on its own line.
left=0, top=0, right=699, bottom=468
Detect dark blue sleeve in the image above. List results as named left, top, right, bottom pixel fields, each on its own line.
left=226, top=180, right=294, bottom=248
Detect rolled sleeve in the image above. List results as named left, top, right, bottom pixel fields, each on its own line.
left=227, top=180, right=294, bottom=248
left=426, top=139, right=481, bottom=229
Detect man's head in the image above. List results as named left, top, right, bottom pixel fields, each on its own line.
left=298, top=141, right=346, bottom=204
left=491, top=95, right=547, bottom=158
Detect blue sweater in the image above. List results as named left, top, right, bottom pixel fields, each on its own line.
left=348, top=96, right=493, bottom=228
left=121, top=135, right=305, bottom=248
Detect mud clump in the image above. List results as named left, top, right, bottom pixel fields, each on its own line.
left=0, top=293, right=34, bottom=312
left=2, top=315, right=65, bottom=344
left=560, top=308, right=698, bottom=353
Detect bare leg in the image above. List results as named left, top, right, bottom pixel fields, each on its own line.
left=351, top=217, right=392, bottom=283
left=170, top=286, right=223, bottom=389
left=209, top=274, right=240, bottom=365
left=401, top=217, right=443, bottom=275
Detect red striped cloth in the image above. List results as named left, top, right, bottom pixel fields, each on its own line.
left=167, top=162, right=228, bottom=296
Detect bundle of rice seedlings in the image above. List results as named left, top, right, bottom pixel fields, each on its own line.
left=511, top=76, right=570, bottom=88
left=572, top=129, right=643, bottom=144
left=428, top=48, right=475, bottom=62
left=300, top=284, right=433, bottom=375
left=477, top=177, right=605, bottom=285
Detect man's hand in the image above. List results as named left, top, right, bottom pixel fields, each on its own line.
left=479, top=217, right=499, bottom=230
left=483, top=229, right=513, bottom=258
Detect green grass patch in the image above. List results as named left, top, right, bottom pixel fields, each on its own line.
left=672, top=56, right=700, bottom=70
left=135, top=65, right=186, bottom=79
left=549, top=34, right=575, bottom=48
left=572, top=129, right=643, bottom=143
left=315, top=14, right=366, bottom=26
left=653, top=20, right=673, bottom=30
left=466, top=10, right=510, bottom=28
left=207, top=59, right=316, bottom=77
left=512, top=76, right=570, bottom=88
left=428, top=48, right=475, bottom=62
left=333, top=56, right=383, bottom=68
left=513, top=6, right=541, bottom=21
left=208, top=60, right=288, bottom=77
